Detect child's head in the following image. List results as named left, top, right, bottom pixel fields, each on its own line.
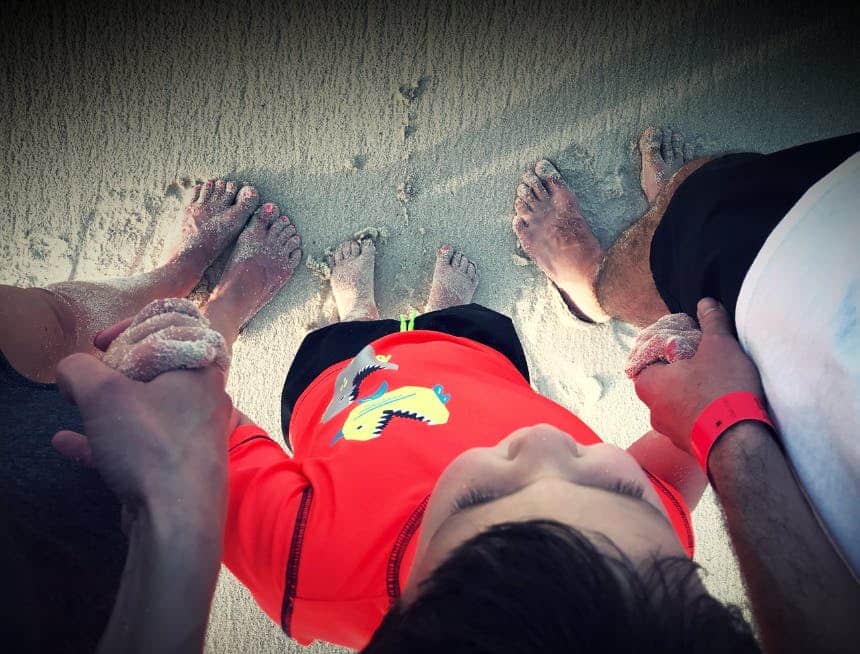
left=363, top=424, right=759, bottom=653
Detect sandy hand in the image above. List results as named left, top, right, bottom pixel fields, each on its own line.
left=625, top=313, right=701, bottom=379
left=103, top=298, right=230, bottom=381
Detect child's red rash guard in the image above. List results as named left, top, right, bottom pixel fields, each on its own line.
left=223, top=331, right=695, bottom=649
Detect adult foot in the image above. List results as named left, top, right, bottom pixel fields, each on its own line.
left=639, top=127, right=694, bottom=204
left=512, top=160, right=609, bottom=323
left=165, top=179, right=260, bottom=288
left=205, top=202, right=302, bottom=337
left=328, top=239, right=379, bottom=321
left=425, top=245, right=478, bottom=312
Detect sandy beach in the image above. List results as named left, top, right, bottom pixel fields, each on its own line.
left=2, top=0, right=859, bottom=651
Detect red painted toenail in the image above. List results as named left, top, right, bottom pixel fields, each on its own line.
left=281, top=216, right=288, bottom=222
left=264, top=203, right=275, bottom=212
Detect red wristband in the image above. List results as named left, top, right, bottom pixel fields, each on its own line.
left=691, top=392, right=773, bottom=472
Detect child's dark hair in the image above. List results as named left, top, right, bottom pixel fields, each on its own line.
left=363, top=519, right=759, bottom=653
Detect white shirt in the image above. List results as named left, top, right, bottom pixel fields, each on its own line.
left=736, top=151, right=860, bottom=575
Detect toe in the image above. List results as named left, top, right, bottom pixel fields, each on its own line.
left=467, top=261, right=477, bottom=280
left=282, top=220, right=297, bottom=238
left=198, top=179, right=215, bottom=204
left=349, top=241, right=361, bottom=257
left=516, top=183, right=537, bottom=205
left=523, top=171, right=548, bottom=201
left=639, top=127, right=661, bottom=158
left=437, top=244, right=454, bottom=264
left=457, top=253, right=470, bottom=273
left=661, top=129, right=674, bottom=165
left=338, top=241, right=352, bottom=260
left=189, top=184, right=202, bottom=204
left=512, top=215, right=528, bottom=236
left=514, top=197, right=532, bottom=216
left=235, top=185, right=259, bottom=211
left=683, top=142, right=695, bottom=162
left=211, top=179, right=227, bottom=205
left=286, top=235, right=302, bottom=251
left=672, top=132, right=684, bottom=163
left=287, top=246, right=303, bottom=269
left=269, top=219, right=287, bottom=238
left=534, top=159, right=568, bottom=195
left=259, top=202, right=279, bottom=225
left=359, top=238, right=376, bottom=256
left=224, top=181, right=238, bottom=204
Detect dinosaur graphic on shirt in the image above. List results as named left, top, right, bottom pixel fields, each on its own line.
left=330, top=382, right=451, bottom=444
left=322, top=344, right=399, bottom=423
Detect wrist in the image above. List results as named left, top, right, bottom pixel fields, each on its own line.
left=690, top=391, right=773, bottom=472
left=706, top=420, right=773, bottom=479
left=134, top=494, right=225, bottom=559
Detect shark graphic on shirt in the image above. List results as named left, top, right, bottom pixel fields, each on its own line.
left=330, top=383, right=451, bottom=444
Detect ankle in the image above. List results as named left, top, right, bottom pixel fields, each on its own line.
left=340, top=302, right=379, bottom=322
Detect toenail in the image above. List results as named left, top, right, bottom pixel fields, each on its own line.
left=264, top=203, right=275, bottom=212
left=205, top=180, right=213, bottom=186
left=281, top=216, right=288, bottom=222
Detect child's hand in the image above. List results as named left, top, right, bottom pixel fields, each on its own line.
left=625, top=312, right=701, bottom=379
left=101, top=298, right=229, bottom=381
left=633, top=299, right=765, bottom=454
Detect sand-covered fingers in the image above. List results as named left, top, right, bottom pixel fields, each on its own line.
left=625, top=313, right=702, bottom=379
left=103, top=298, right=229, bottom=381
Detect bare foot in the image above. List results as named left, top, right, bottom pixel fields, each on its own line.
left=328, top=239, right=379, bottom=321
left=425, top=245, right=478, bottom=312
left=164, top=179, right=260, bottom=288
left=204, top=202, right=302, bottom=338
left=512, top=160, right=609, bottom=323
left=639, top=127, right=694, bottom=205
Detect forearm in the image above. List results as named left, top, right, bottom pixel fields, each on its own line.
left=98, top=505, right=224, bottom=654
left=627, top=429, right=707, bottom=510
left=709, top=422, right=859, bottom=653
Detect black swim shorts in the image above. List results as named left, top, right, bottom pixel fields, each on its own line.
left=649, top=132, right=860, bottom=322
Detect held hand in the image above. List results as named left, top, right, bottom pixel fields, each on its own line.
left=101, top=298, right=230, bottom=382
left=633, top=298, right=764, bottom=454
left=52, top=353, right=233, bottom=529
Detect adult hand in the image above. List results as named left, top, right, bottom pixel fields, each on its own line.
left=633, top=298, right=765, bottom=454
left=51, top=353, right=232, bottom=531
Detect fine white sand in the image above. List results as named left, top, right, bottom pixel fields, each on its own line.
left=3, top=1, right=859, bottom=651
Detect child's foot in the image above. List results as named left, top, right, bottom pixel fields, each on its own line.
left=639, top=127, right=694, bottom=205
left=425, top=245, right=478, bottom=312
left=512, top=160, right=609, bottom=323
left=204, top=203, right=302, bottom=337
left=165, top=179, right=260, bottom=291
left=328, top=239, right=379, bottom=321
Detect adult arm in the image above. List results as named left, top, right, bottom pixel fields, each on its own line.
left=708, top=421, right=858, bottom=653
left=97, top=499, right=224, bottom=654
left=52, top=305, right=235, bottom=654
left=634, top=298, right=859, bottom=654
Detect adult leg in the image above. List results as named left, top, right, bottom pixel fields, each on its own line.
left=512, top=129, right=712, bottom=327
left=0, top=180, right=259, bottom=382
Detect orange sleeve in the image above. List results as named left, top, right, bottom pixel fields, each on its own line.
left=224, top=424, right=310, bottom=631
left=644, top=469, right=695, bottom=558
